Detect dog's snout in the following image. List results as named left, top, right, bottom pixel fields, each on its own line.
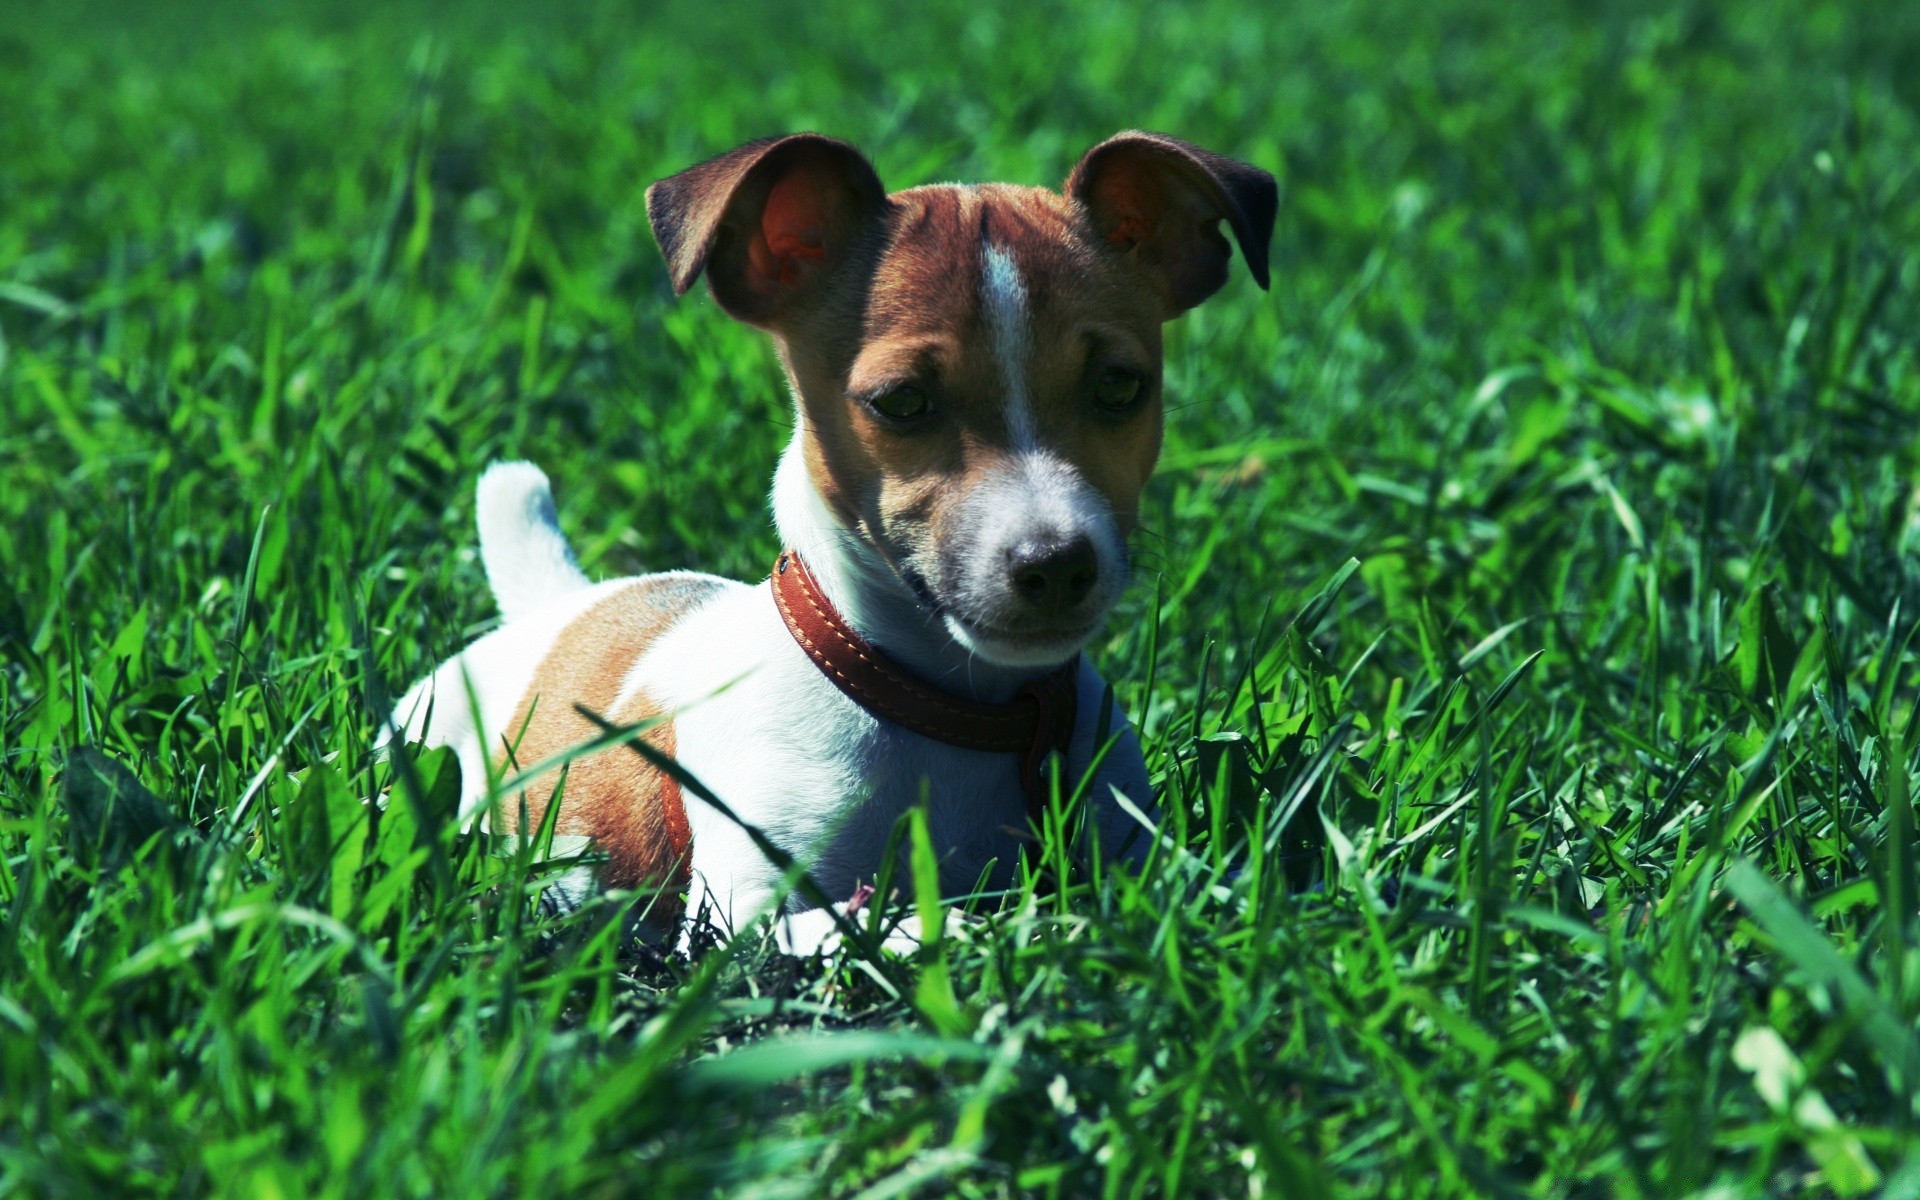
left=1006, top=534, right=1098, bottom=613
left=942, top=453, right=1127, bottom=659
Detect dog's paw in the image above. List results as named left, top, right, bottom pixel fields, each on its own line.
left=772, top=907, right=844, bottom=958
left=876, top=910, right=972, bottom=953
left=771, top=905, right=971, bottom=959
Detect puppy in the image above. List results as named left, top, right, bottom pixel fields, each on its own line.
left=392, top=132, right=1276, bottom=951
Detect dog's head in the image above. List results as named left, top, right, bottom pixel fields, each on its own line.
left=647, top=133, right=1275, bottom=667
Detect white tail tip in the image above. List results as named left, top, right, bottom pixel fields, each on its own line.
left=475, top=461, right=591, bottom=622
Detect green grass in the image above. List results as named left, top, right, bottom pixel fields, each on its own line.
left=3, top=0, right=1920, bottom=1194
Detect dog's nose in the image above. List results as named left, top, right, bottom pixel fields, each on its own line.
left=1007, top=535, right=1098, bottom=613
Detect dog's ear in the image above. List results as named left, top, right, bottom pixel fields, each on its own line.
left=1066, top=131, right=1277, bottom=317
left=646, top=134, right=888, bottom=326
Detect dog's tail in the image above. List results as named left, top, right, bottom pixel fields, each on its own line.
left=476, top=461, right=592, bottom=622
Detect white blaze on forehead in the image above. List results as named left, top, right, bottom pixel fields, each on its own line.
left=981, top=243, right=1035, bottom=450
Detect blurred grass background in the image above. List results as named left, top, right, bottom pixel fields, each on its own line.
left=3, top=0, right=1920, bottom=1195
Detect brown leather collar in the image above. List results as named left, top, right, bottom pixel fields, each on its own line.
left=771, top=549, right=1078, bottom=832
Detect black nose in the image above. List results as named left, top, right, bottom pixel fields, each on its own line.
left=1007, top=535, right=1099, bottom=614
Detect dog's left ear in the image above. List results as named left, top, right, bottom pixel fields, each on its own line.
left=1066, top=131, right=1277, bottom=317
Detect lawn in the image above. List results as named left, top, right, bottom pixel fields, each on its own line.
left=3, top=0, right=1919, bottom=1194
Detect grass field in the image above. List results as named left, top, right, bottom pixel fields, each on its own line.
left=3, top=0, right=1920, bottom=1194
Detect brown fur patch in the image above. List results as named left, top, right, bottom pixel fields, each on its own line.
left=494, top=576, right=722, bottom=922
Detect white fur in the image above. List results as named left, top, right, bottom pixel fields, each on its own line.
left=393, top=453, right=1157, bottom=956
left=476, top=461, right=591, bottom=622
left=982, top=244, right=1035, bottom=451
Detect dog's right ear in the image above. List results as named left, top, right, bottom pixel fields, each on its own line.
left=646, top=134, right=888, bottom=327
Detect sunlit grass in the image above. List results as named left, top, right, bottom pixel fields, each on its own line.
left=3, top=0, right=1919, bottom=1194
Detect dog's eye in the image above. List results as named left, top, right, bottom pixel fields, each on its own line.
left=869, top=385, right=931, bottom=421
left=1093, top=367, right=1145, bottom=413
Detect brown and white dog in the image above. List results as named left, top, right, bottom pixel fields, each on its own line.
left=392, top=132, right=1276, bottom=952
